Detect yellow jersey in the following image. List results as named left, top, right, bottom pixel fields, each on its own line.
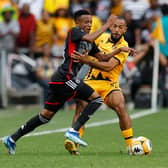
left=35, top=19, right=54, bottom=47
left=90, top=15, right=102, bottom=33
left=53, top=17, right=73, bottom=45
left=44, top=0, right=69, bottom=14
left=111, top=0, right=123, bottom=16
left=85, top=33, right=129, bottom=83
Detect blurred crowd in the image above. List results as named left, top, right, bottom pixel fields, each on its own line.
left=0, top=0, right=167, bottom=108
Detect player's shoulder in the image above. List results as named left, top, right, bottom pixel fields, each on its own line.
left=71, top=27, right=81, bottom=32
left=98, top=32, right=111, bottom=40
left=118, top=36, right=128, bottom=47
left=95, top=32, right=110, bottom=44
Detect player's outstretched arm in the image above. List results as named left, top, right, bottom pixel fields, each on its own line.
left=94, top=47, right=136, bottom=61
left=82, top=15, right=117, bottom=42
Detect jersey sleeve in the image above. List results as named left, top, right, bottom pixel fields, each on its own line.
left=113, top=42, right=129, bottom=64
left=114, top=52, right=128, bottom=64
left=95, top=33, right=110, bottom=46
left=71, top=27, right=87, bottom=42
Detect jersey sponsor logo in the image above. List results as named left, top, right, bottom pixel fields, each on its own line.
left=110, top=82, right=119, bottom=88
left=75, top=79, right=80, bottom=84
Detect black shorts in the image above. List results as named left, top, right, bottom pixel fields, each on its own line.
left=44, top=79, right=94, bottom=112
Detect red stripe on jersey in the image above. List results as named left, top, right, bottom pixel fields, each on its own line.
left=48, top=82, right=65, bottom=84
left=66, top=30, right=76, bottom=80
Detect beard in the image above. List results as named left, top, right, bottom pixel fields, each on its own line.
left=110, top=34, right=122, bottom=43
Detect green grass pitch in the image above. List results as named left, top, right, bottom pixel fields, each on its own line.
left=0, top=106, right=168, bottom=168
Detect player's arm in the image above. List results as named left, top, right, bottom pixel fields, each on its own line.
left=95, top=48, right=121, bottom=61
left=88, top=57, right=119, bottom=71
left=71, top=51, right=120, bottom=72
left=95, top=47, right=136, bottom=61
left=82, top=15, right=117, bottom=42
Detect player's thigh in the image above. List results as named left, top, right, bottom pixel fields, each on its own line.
left=44, top=83, right=74, bottom=112
left=76, top=81, right=99, bottom=101
left=106, top=90, right=125, bottom=108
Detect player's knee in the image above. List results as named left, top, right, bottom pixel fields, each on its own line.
left=88, top=91, right=100, bottom=101
left=39, top=113, right=51, bottom=123
left=90, top=96, right=103, bottom=105
left=40, top=109, right=55, bottom=120
left=39, top=109, right=54, bottom=123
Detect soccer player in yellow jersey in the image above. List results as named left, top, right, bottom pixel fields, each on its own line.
left=65, top=16, right=135, bottom=155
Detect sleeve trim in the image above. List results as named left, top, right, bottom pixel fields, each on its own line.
left=113, top=56, right=121, bottom=64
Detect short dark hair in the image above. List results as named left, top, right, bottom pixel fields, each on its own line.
left=73, top=9, right=90, bottom=21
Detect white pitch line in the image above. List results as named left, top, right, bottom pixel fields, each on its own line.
left=0, top=108, right=158, bottom=140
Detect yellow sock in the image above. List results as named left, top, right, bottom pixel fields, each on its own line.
left=79, top=126, right=85, bottom=137
left=121, top=128, right=133, bottom=146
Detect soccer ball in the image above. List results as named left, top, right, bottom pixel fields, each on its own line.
left=129, top=136, right=152, bottom=156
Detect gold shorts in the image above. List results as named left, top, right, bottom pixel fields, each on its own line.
left=84, top=80, right=121, bottom=100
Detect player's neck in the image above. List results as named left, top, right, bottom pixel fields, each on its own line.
left=109, top=35, right=122, bottom=44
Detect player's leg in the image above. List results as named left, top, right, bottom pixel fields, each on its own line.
left=3, top=83, right=65, bottom=155
left=64, top=99, right=87, bottom=155
left=73, top=90, right=103, bottom=130
left=3, top=108, right=57, bottom=155
left=65, top=82, right=103, bottom=146
left=12, top=109, right=57, bottom=142
left=3, top=106, right=64, bottom=155
left=105, top=90, right=133, bottom=149
left=71, top=99, right=87, bottom=137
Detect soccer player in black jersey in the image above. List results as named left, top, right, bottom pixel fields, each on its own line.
left=2, top=10, right=127, bottom=155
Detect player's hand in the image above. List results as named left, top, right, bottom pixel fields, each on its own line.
left=120, top=47, right=136, bottom=56
left=106, top=14, right=117, bottom=26
left=71, top=50, right=89, bottom=63
left=128, top=48, right=136, bottom=56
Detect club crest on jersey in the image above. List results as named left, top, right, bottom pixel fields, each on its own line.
left=75, top=79, right=80, bottom=84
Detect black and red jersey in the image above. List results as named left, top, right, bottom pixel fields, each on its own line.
left=51, top=27, right=100, bottom=82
